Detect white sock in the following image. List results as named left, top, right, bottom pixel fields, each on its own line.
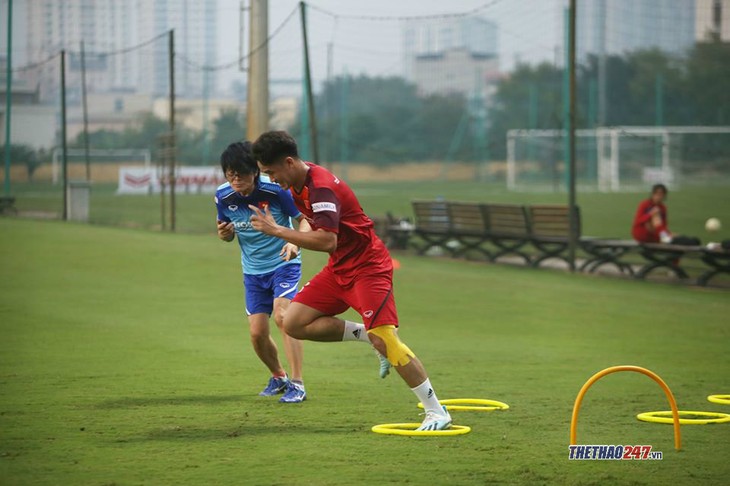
left=411, top=378, right=444, bottom=415
left=342, top=320, right=370, bottom=343
left=659, top=230, right=672, bottom=243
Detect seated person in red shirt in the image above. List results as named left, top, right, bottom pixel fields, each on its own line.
left=632, top=184, right=672, bottom=243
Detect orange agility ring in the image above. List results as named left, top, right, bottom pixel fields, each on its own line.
left=570, top=365, right=682, bottom=451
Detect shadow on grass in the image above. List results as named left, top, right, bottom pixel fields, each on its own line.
left=94, top=394, right=245, bottom=409
left=113, top=423, right=358, bottom=443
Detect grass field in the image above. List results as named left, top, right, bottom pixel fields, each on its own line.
left=1, top=217, right=729, bottom=485
left=9, top=181, right=730, bottom=242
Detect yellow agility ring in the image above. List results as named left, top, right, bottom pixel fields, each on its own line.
left=417, top=398, right=509, bottom=412
left=371, top=423, right=471, bottom=436
left=637, top=410, right=730, bottom=425
left=708, top=395, right=730, bottom=406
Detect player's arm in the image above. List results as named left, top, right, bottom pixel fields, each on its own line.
left=217, top=219, right=235, bottom=242
left=214, top=195, right=235, bottom=242
left=250, top=205, right=337, bottom=254
left=280, top=215, right=313, bottom=261
left=633, top=200, right=654, bottom=225
left=296, top=215, right=312, bottom=232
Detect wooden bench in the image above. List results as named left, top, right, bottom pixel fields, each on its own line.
left=698, top=247, right=730, bottom=286
left=0, top=196, right=17, bottom=215
left=411, top=198, right=730, bottom=287
left=528, top=205, right=581, bottom=268
left=579, top=239, right=637, bottom=275
left=482, top=204, right=532, bottom=264
left=411, top=200, right=453, bottom=255
left=447, top=202, right=491, bottom=259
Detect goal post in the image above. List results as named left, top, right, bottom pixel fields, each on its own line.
left=506, top=126, right=730, bottom=192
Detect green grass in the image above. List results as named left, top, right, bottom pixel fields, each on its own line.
left=9, top=181, right=730, bottom=242
left=1, top=218, right=729, bottom=485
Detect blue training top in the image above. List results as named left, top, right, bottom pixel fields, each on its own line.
left=215, top=179, right=302, bottom=275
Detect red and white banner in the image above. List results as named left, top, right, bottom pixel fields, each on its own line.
left=117, top=167, right=227, bottom=195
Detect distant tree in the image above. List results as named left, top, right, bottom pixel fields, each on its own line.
left=299, top=75, right=470, bottom=164
left=685, top=36, right=730, bottom=125
left=210, top=107, right=246, bottom=159
left=7, top=144, right=42, bottom=181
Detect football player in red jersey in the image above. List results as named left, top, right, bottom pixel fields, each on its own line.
left=249, top=131, right=451, bottom=431
left=632, top=184, right=672, bottom=243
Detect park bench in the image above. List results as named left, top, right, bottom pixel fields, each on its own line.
left=411, top=200, right=452, bottom=255
left=411, top=201, right=534, bottom=263
left=0, top=196, right=17, bottom=215
left=581, top=240, right=730, bottom=286
left=634, top=243, right=730, bottom=286
left=579, top=239, right=638, bottom=275
left=527, top=205, right=582, bottom=268
left=446, top=202, right=492, bottom=259
left=411, top=199, right=730, bottom=287
left=481, top=204, right=532, bottom=264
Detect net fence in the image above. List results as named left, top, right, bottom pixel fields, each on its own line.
left=1, top=0, right=728, bottom=232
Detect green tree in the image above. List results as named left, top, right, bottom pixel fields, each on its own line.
left=210, top=107, right=246, bottom=159
left=300, top=75, right=470, bottom=164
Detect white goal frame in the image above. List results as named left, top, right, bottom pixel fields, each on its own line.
left=506, top=126, right=730, bottom=192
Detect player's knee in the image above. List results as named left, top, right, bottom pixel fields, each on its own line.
left=249, top=328, right=269, bottom=346
left=273, top=306, right=286, bottom=329
left=367, top=325, right=415, bottom=367
left=368, top=334, right=387, bottom=357
left=282, top=313, right=307, bottom=340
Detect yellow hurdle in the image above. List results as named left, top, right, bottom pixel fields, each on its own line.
left=569, top=365, right=682, bottom=451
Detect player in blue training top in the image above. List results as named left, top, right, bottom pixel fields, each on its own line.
left=215, top=141, right=310, bottom=403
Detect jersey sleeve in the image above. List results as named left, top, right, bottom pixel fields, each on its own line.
left=309, top=187, right=341, bottom=233
left=633, top=200, right=653, bottom=226
left=214, top=195, right=231, bottom=223
left=278, top=188, right=302, bottom=219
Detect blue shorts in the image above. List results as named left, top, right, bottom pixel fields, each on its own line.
left=244, top=263, right=301, bottom=316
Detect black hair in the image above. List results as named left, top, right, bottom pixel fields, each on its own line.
left=252, top=131, right=299, bottom=166
left=651, top=183, right=668, bottom=196
left=220, top=141, right=258, bottom=177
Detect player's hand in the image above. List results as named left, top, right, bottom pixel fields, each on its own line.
left=249, top=204, right=280, bottom=236
left=280, top=242, right=299, bottom=261
left=217, top=219, right=235, bottom=241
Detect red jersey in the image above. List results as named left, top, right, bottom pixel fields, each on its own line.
left=631, top=199, right=667, bottom=242
left=291, top=163, right=391, bottom=279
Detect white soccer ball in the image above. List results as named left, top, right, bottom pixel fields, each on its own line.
left=705, top=217, right=721, bottom=232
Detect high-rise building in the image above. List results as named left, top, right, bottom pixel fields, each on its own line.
left=17, top=0, right=217, bottom=99
left=136, top=0, right=218, bottom=97
left=576, top=0, right=696, bottom=60
left=403, top=16, right=499, bottom=97
left=695, top=0, right=730, bottom=41
left=24, top=0, right=138, bottom=98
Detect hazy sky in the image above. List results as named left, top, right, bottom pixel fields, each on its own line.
left=216, top=0, right=563, bottom=93
left=1, top=0, right=563, bottom=95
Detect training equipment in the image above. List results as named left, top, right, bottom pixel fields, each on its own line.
left=259, top=376, right=289, bottom=396
left=570, top=365, right=681, bottom=451
left=707, top=394, right=730, bottom=405
left=371, top=423, right=471, bottom=436
left=417, top=398, right=509, bottom=411
left=637, top=410, right=730, bottom=425
left=705, top=218, right=721, bottom=232
left=367, top=325, right=414, bottom=366
left=279, top=381, right=306, bottom=403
